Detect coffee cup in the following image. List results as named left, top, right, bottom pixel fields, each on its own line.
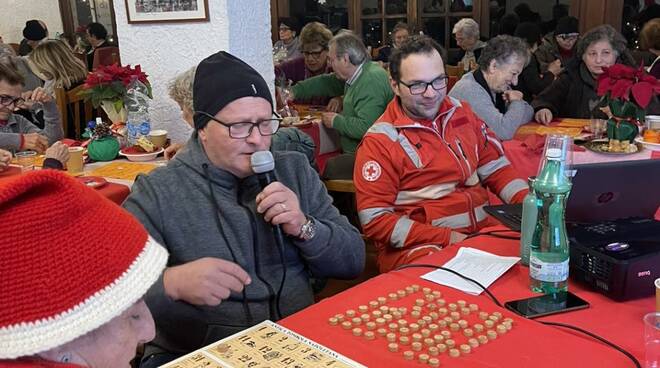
left=149, top=129, right=168, bottom=148
left=67, top=147, right=84, bottom=174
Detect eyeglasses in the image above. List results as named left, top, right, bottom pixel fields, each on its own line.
left=195, top=111, right=282, bottom=139
left=557, top=33, right=579, bottom=41
left=0, top=94, right=25, bottom=108
left=302, top=49, right=326, bottom=59
left=398, top=75, right=448, bottom=95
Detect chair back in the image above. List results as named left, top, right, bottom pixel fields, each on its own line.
left=92, top=47, right=121, bottom=70
left=445, top=64, right=464, bottom=78
left=55, top=85, right=98, bottom=139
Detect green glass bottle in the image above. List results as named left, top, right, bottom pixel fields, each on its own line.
left=520, top=176, right=538, bottom=266
left=529, top=147, right=572, bottom=294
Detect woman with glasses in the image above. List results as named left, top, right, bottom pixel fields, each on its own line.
left=532, top=24, right=637, bottom=124
left=273, top=17, right=302, bottom=64
left=535, top=16, right=579, bottom=74
left=448, top=35, right=534, bottom=140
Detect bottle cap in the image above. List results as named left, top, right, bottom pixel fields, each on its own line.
left=546, top=147, right=562, bottom=158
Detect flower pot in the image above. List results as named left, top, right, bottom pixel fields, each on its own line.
left=88, top=136, right=120, bottom=161
left=100, top=100, right=127, bottom=125
left=606, top=118, right=639, bottom=143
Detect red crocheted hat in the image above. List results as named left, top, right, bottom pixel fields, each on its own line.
left=0, top=171, right=168, bottom=359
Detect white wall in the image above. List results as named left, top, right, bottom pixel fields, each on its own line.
left=113, top=0, right=274, bottom=143
left=0, top=0, right=64, bottom=43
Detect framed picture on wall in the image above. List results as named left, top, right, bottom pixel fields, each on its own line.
left=125, top=0, right=209, bottom=24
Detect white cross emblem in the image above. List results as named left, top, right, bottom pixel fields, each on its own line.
left=362, top=160, right=382, bottom=182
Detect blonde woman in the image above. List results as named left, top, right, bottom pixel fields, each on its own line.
left=166, top=67, right=195, bottom=160
left=28, top=39, right=88, bottom=92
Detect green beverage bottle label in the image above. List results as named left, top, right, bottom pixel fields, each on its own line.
left=529, top=255, right=569, bottom=282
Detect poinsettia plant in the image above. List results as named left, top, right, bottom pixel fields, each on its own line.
left=79, top=64, right=152, bottom=123
left=596, top=63, right=660, bottom=121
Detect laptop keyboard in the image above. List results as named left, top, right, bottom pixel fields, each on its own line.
left=584, top=223, right=618, bottom=235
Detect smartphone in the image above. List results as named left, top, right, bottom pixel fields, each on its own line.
left=504, top=291, right=590, bottom=319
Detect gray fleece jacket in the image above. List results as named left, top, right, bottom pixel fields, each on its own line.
left=449, top=71, right=534, bottom=140
left=0, top=101, right=63, bottom=151
left=123, top=133, right=365, bottom=356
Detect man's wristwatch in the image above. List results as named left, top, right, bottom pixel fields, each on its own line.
left=297, top=217, right=316, bottom=241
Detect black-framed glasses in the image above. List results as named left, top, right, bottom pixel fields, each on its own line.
left=398, top=75, right=448, bottom=95
left=0, top=95, right=25, bottom=108
left=302, top=48, right=326, bottom=59
left=557, top=33, right=579, bottom=41
left=195, top=111, right=282, bottom=139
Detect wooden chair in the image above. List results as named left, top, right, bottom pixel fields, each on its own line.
left=55, top=85, right=98, bottom=139
left=445, top=64, right=464, bottom=78
left=92, top=46, right=121, bottom=70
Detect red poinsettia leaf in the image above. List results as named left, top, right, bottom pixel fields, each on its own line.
left=631, top=81, right=654, bottom=108
left=610, top=79, right=633, bottom=100
left=597, top=76, right=613, bottom=96
left=604, top=64, right=636, bottom=79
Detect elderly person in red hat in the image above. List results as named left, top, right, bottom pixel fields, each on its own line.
left=0, top=170, right=168, bottom=367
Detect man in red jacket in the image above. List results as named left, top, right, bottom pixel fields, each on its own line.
left=354, top=35, right=527, bottom=273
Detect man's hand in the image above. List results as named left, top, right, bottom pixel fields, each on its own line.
left=163, top=257, right=251, bottom=306
left=321, top=112, right=337, bottom=129
left=0, top=149, right=11, bottom=171
left=45, top=141, right=70, bottom=164
left=164, top=142, right=183, bottom=160
left=22, top=133, right=48, bottom=153
left=547, top=59, right=562, bottom=76
left=535, top=108, right=553, bottom=125
left=23, top=87, right=53, bottom=104
left=449, top=231, right=468, bottom=245
left=255, top=182, right=307, bottom=237
left=502, top=90, right=524, bottom=103
left=326, top=96, right=343, bottom=113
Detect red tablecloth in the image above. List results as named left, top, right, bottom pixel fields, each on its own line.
left=280, top=229, right=652, bottom=367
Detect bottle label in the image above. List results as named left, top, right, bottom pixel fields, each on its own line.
left=127, top=121, right=150, bottom=143
left=529, top=255, right=569, bottom=282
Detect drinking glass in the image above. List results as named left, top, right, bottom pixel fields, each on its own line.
left=589, top=118, right=607, bottom=140
left=645, top=312, right=660, bottom=368
left=15, top=151, right=37, bottom=172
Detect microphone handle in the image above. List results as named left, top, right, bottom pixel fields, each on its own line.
left=257, top=172, right=288, bottom=248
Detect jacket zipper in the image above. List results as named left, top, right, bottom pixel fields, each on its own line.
left=456, top=140, right=477, bottom=231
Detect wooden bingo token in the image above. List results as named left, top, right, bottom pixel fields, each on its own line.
left=422, top=287, right=431, bottom=295
left=440, top=330, right=452, bottom=338
left=412, top=284, right=420, bottom=292
left=364, top=331, right=375, bottom=340
left=366, top=322, right=376, bottom=331
left=493, top=311, right=503, bottom=319
left=392, top=311, right=402, bottom=319
left=415, top=298, right=425, bottom=306
left=449, top=323, right=460, bottom=332
left=487, top=330, right=498, bottom=340
left=449, top=312, right=460, bottom=321
left=433, top=334, right=444, bottom=343
left=398, top=319, right=408, bottom=327
left=503, top=321, right=513, bottom=331
left=377, top=296, right=387, bottom=305
left=399, top=336, right=411, bottom=345
left=427, top=303, right=437, bottom=311
left=388, top=323, right=398, bottom=332
left=469, top=303, right=479, bottom=312
left=397, top=289, right=407, bottom=298
left=377, top=328, right=388, bottom=336
left=383, top=314, right=393, bottom=322
left=335, top=313, right=345, bottom=322
left=328, top=317, right=338, bottom=325
left=379, top=306, right=389, bottom=313
left=445, top=339, right=456, bottom=348
left=416, top=319, right=426, bottom=328
left=428, top=323, right=439, bottom=332
left=411, top=311, right=421, bottom=319
left=386, top=333, right=397, bottom=342
left=463, top=328, right=474, bottom=337
left=484, top=320, right=495, bottom=328
left=478, top=311, right=489, bottom=320
left=421, top=328, right=431, bottom=337
left=215, top=343, right=230, bottom=353
left=369, top=301, right=379, bottom=309
left=399, top=307, right=408, bottom=315
left=376, top=317, right=386, bottom=326
left=346, top=309, right=356, bottom=318
left=436, top=298, right=446, bottom=307
left=405, top=286, right=414, bottom=294
left=429, top=357, right=440, bottom=367
left=411, top=342, right=422, bottom=351
left=437, top=343, right=448, bottom=353
left=418, top=353, right=429, bottom=363
left=372, top=310, right=383, bottom=318
left=461, top=307, right=471, bottom=316
left=448, top=303, right=458, bottom=311
left=448, top=348, right=460, bottom=358
left=468, top=338, right=479, bottom=348
left=412, top=305, right=422, bottom=312
left=458, top=320, right=469, bottom=329
left=460, top=344, right=471, bottom=354
left=399, top=327, right=410, bottom=336
left=489, top=315, right=500, bottom=323
left=437, top=308, right=448, bottom=317
left=422, top=316, right=433, bottom=324
left=424, top=338, right=435, bottom=347
left=457, top=300, right=467, bottom=308
left=412, top=333, right=422, bottom=342
left=403, top=351, right=415, bottom=360
left=443, top=316, right=453, bottom=324
left=409, top=323, right=420, bottom=332
left=388, top=293, right=398, bottom=301
left=473, top=323, right=484, bottom=332
left=496, top=324, right=507, bottom=335
left=432, top=290, right=442, bottom=298
left=360, top=314, right=371, bottom=322
left=352, top=317, right=362, bottom=325
left=341, top=321, right=352, bottom=330
left=425, top=294, right=436, bottom=302
left=437, top=320, right=447, bottom=328
left=504, top=317, right=513, bottom=324
left=477, top=335, right=489, bottom=344
left=358, top=305, right=368, bottom=313
left=388, top=342, right=399, bottom=352
left=352, top=328, right=363, bottom=336
left=428, top=346, right=439, bottom=356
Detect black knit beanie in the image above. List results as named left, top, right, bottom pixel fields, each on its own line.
left=193, top=51, right=273, bottom=130
left=554, top=16, right=579, bottom=35
left=23, top=20, right=47, bottom=41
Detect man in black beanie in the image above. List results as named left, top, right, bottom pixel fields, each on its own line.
left=124, top=51, right=364, bottom=367
left=19, top=20, right=48, bottom=56
left=535, top=16, right=579, bottom=74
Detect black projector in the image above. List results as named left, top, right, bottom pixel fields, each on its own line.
left=567, top=218, right=660, bottom=301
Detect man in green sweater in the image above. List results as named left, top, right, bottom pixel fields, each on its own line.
left=291, top=31, right=393, bottom=179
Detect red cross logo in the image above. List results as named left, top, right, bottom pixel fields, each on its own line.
left=362, top=160, right=381, bottom=182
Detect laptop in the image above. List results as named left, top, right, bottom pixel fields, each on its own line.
left=485, top=159, right=660, bottom=231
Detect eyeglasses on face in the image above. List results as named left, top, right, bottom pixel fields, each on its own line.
left=398, top=75, right=448, bottom=95
left=0, top=94, right=25, bottom=108
left=195, top=111, right=282, bottom=139
left=557, top=33, right=579, bottom=41
left=302, top=48, right=326, bottom=59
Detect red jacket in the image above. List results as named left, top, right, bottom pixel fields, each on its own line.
left=354, top=96, right=527, bottom=272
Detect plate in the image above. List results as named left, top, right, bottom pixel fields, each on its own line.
left=119, top=147, right=164, bottom=162
left=583, top=140, right=643, bottom=155
left=635, top=137, right=660, bottom=151
left=76, top=176, right=107, bottom=189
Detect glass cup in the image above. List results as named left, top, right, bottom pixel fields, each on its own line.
left=645, top=312, right=660, bottom=368
left=589, top=118, right=607, bottom=140
left=67, top=147, right=84, bottom=174
left=15, top=151, right=37, bottom=172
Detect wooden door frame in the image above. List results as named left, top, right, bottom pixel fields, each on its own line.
left=58, top=0, right=119, bottom=46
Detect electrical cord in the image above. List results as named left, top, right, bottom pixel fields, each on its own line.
left=464, top=229, right=521, bottom=240
left=393, top=263, right=641, bottom=368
